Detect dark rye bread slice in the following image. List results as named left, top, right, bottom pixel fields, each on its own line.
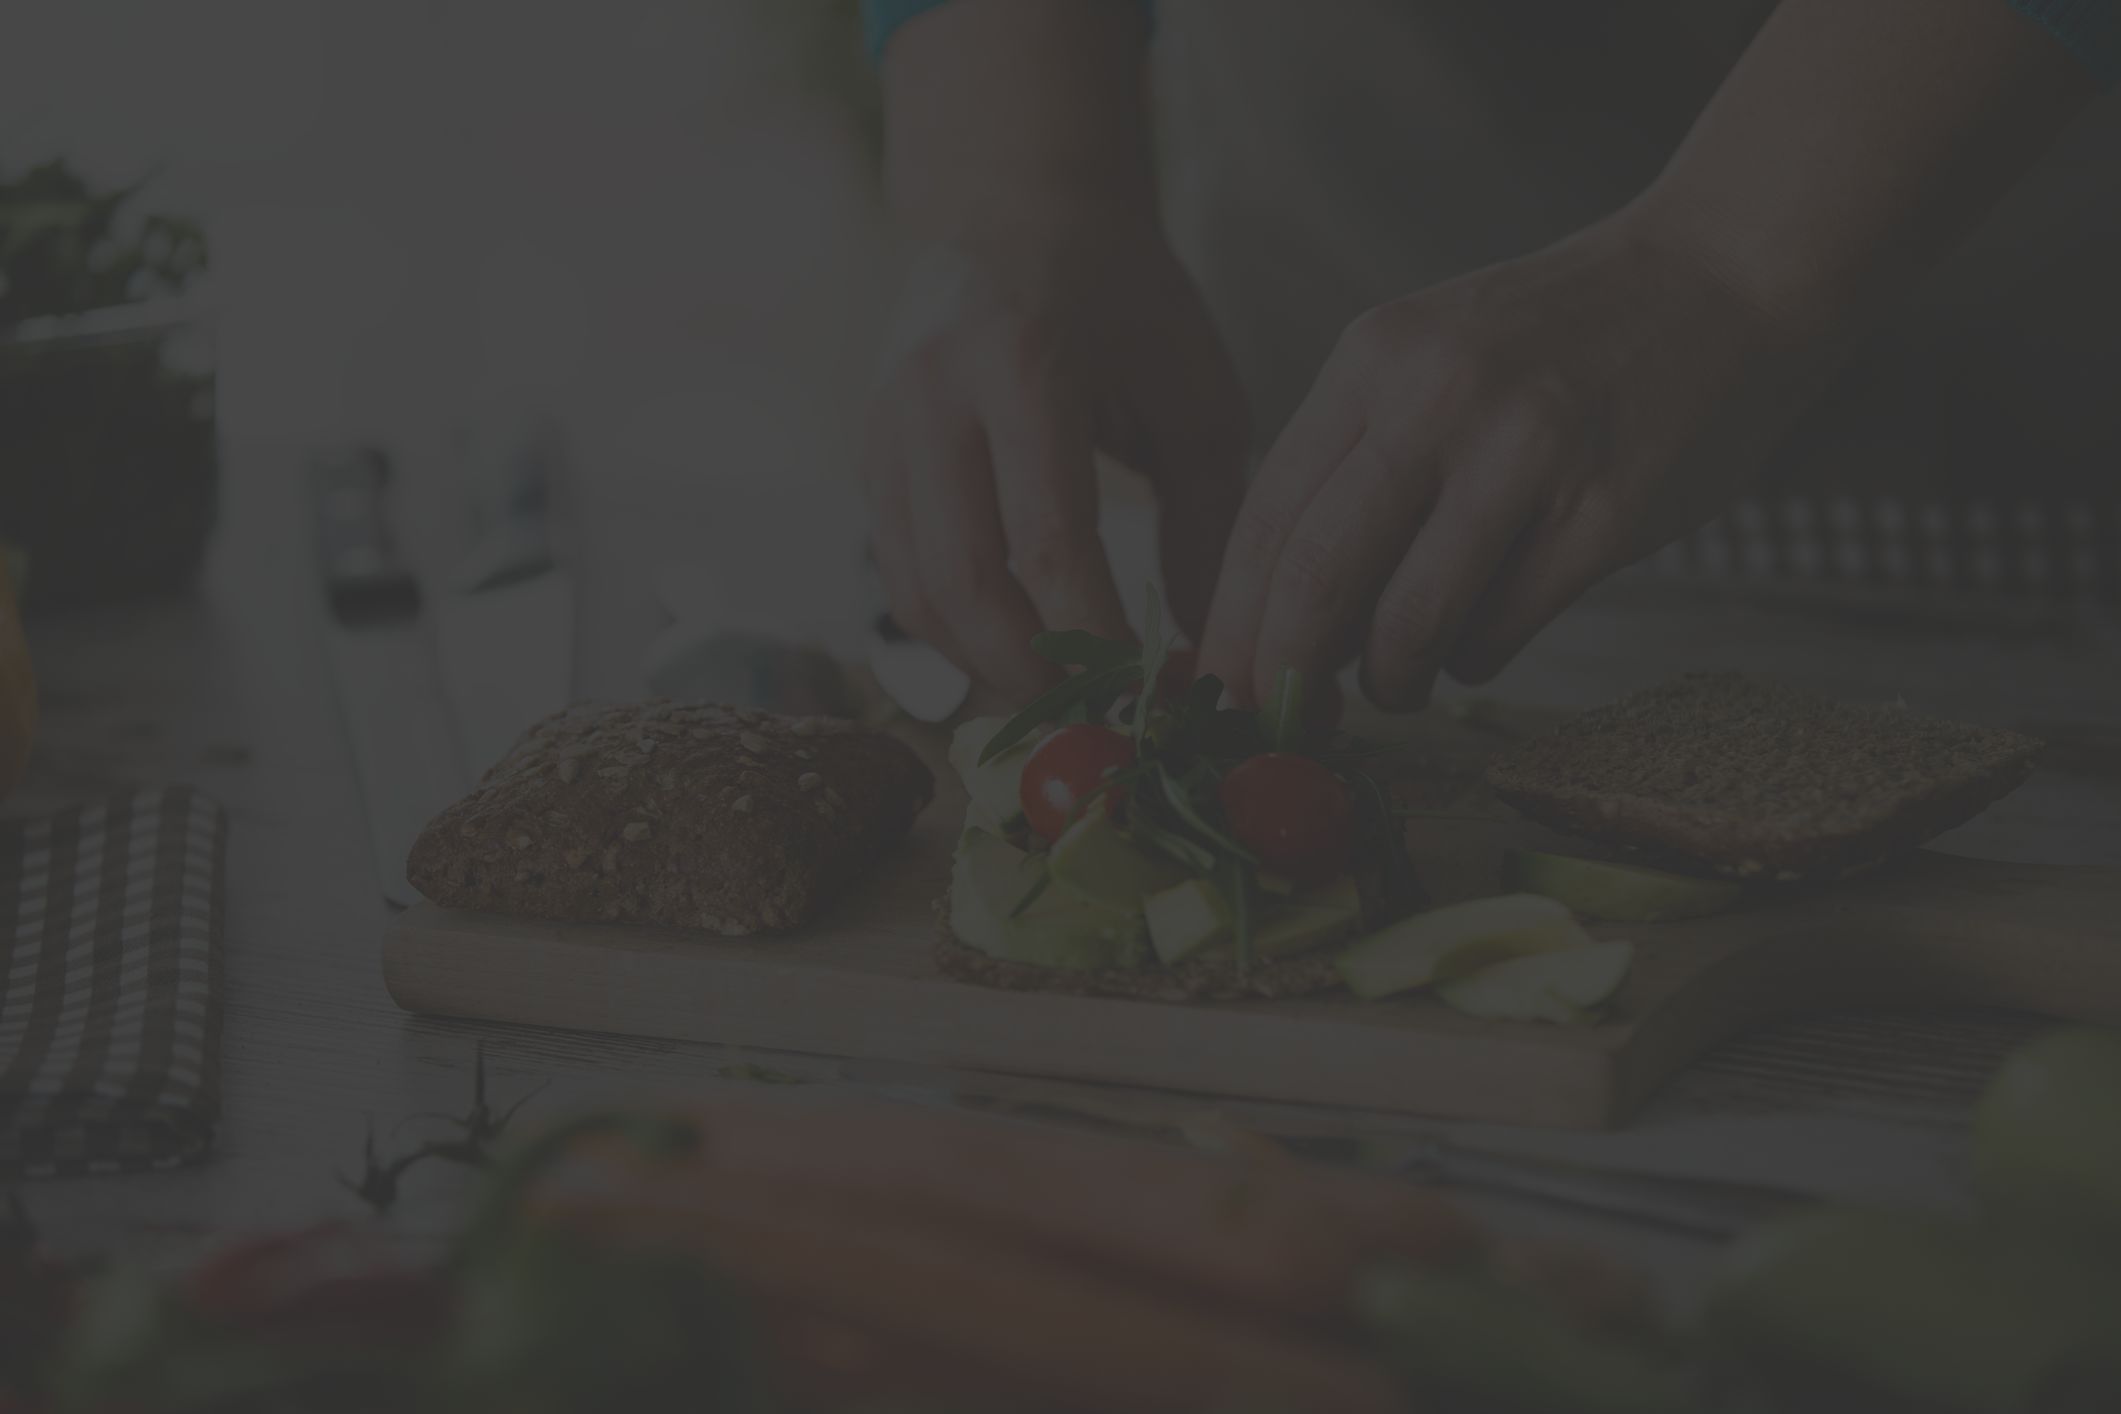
left=409, top=701, right=933, bottom=935
left=1486, top=673, right=2041, bottom=881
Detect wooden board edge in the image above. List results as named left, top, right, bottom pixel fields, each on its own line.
left=383, top=906, right=1635, bottom=1130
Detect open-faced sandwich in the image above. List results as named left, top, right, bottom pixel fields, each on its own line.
left=935, top=613, right=1426, bottom=1002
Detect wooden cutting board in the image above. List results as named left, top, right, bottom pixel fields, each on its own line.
left=383, top=717, right=2121, bottom=1130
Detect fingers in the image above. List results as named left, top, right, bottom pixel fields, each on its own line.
left=984, top=374, right=1134, bottom=642
left=1359, top=409, right=1569, bottom=711
left=902, top=395, right=1057, bottom=701
left=1197, top=358, right=1367, bottom=705
left=1444, top=514, right=1614, bottom=687
left=1247, top=435, right=1437, bottom=709
left=1139, top=365, right=1251, bottom=647
left=861, top=410, right=956, bottom=667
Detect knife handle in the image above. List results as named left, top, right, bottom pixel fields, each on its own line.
left=313, top=447, right=421, bottom=624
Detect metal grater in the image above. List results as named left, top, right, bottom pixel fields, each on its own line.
left=1637, top=494, right=2121, bottom=601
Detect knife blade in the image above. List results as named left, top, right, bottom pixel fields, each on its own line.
left=1273, top=1132, right=1801, bottom=1239
left=313, top=448, right=471, bottom=907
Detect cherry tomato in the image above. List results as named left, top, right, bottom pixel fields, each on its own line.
left=1018, top=725, right=1135, bottom=842
left=1218, top=754, right=1353, bottom=884
left=185, top=1223, right=445, bottom=1346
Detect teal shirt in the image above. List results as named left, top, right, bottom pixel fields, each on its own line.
left=863, top=0, right=2115, bottom=86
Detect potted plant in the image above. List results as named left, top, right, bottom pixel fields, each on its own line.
left=0, top=159, right=216, bottom=611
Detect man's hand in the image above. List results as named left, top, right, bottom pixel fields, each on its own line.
left=1198, top=210, right=1818, bottom=711
left=1200, top=0, right=2095, bottom=710
left=865, top=0, right=1248, bottom=700
left=866, top=226, right=1248, bottom=701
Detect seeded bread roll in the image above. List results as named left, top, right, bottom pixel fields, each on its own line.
left=408, top=701, right=934, bottom=934
left=1486, top=673, right=2041, bottom=881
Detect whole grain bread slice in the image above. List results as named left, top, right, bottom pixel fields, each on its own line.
left=932, top=904, right=1344, bottom=1002
left=409, top=700, right=933, bottom=935
left=1485, top=673, right=2040, bottom=881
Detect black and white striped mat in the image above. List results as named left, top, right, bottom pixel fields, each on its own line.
left=0, top=788, right=226, bottom=1178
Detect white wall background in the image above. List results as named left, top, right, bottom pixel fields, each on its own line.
left=4, top=0, right=897, bottom=668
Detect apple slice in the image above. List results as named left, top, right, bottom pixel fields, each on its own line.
left=1438, top=941, right=1636, bottom=1024
left=948, top=715, right=1034, bottom=833
left=1502, top=850, right=1745, bottom=923
left=1145, top=878, right=1232, bottom=965
left=1336, top=894, right=1591, bottom=1002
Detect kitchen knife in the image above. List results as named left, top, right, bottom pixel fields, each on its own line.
left=433, top=418, right=578, bottom=776
left=1273, top=1132, right=1802, bottom=1239
left=314, top=448, right=471, bottom=908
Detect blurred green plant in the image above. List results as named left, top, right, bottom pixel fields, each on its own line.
left=0, top=159, right=216, bottom=611
left=0, top=160, right=207, bottom=324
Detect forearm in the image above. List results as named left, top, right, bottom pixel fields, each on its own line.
left=1637, top=0, right=2101, bottom=337
left=877, top=0, right=1159, bottom=246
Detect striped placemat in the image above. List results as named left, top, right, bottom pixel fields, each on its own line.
left=0, top=788, right=227, bottom=1178
left=1642, top=494, right=2121, bottom=600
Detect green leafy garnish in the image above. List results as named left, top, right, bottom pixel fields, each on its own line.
left=1185, top=673, right=1225, bottom=715
left=978, top=659, right=1142, bottom=764
left=1007, top=867, right=1053, bottom=918
left=1130, top=814, right=1221, bottom=875
left=1220, top=855, right=1257, bottom=974
left=1132, top=590, right=1170, bottom=748
left=965, top=596, right=1422, bottom=975
left=1261, top=666, right=1307, bottom=752
left=1032, top=629, right=1141, bottom=673
left=1154, top=763, right=1257, bottom=866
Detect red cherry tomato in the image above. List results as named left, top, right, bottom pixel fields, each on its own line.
left=1219, top=754, right=1353, bottom=884
left=185, top=1223, right=445, bottom=1346
left=1019, top=724, right=1135, bottom=842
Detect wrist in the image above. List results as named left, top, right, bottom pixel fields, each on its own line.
left=1617, top=182, right=1862, bottom=347
left=880, top=0, right=1159, bottom=246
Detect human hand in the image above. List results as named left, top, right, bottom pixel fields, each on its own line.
left=1199, top=208, right=1832, bottom=711
left=864, top=223, right=1250, bottom=701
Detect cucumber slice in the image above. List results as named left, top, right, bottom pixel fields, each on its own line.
left=949, top=831, right=1142, bottom=971
left=1048, top=814, right=1187, bottom=907
left=1439, top=941, right=1635, bottom=1025
left=1145, top=878, right=1232, bottom=965
left=1336, top=894, right=1590, bottom=1002
left=948, top=716, right=1031, bottom=832
left=1502, top=850, right=1745, bottom=923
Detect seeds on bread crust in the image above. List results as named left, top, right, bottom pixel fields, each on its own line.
left=408, top=701, right=934, bottom=935
left=1486, top=673, right=2041, bottom=880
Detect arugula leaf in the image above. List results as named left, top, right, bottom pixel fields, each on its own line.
left=1129, top=815, right=1220, bottom=875
left=1155, top=764, right=1258, bottom=866
left=1353, top=771, right=1426, bottom=925
left=1197, top=708, right=1267, bottom=761
left=1260, top=666, right=1307, bottom=752
left=1185, top=673, right=1225, bottom=715
left=1032, top=629, right=1140, bottom=673
left=1132, top=591, right=1169, bottom=747
left=978, top=661, right=1143, bottom=764
left=1007, top=868, right=1053, bottom=918
left=1220, top=855, right=1257, bottom=974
